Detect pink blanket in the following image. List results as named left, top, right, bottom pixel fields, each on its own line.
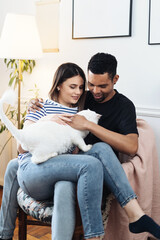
left=103, top=119, right=160, bottom=240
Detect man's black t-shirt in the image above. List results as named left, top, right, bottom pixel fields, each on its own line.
left=84, top=90, right=138, bottom=145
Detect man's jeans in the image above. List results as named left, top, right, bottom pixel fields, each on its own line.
left=0, top=159, right=19, bottom=239
left=85, top=142, right=137, bottom=207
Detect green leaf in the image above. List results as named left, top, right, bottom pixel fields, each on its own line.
left=9, top=76, right=16, bottom=86
left=7, top=60, right=11, bottom=68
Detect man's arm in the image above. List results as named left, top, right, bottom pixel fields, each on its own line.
left=62, top=114, right=138, bottom=155
left=86, top=121, right=138, bottom=155
left=27, top=98, right=44, bottom=112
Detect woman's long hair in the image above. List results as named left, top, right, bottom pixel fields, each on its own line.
left=49, top=63, right=87, bottom=111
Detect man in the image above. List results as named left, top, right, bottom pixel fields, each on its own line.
left=67, top=53, right=138, bottom=156
left=0, top=53, right=160, bottom=240
left=31, top=53, right=138, bottom=156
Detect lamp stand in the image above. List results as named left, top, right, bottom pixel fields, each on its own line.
left=18, top=59, right=22, bottom=129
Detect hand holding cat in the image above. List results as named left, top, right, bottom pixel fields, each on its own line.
left=39, top=114, right=73, bottom=125
left=28, top=98, right=44, bottom=113
left=60, top=114, right=90, bottom=131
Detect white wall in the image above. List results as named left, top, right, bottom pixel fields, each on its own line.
left=0, top=0, right=160, bottom=159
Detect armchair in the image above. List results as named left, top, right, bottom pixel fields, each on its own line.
left=103, top=119, right=160, bottom=240
left=17, top=119, right=160, bottom=240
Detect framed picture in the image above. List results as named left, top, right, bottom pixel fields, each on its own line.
left=72, top=0, right=132, bottom=39
left=148, top=0, right=160, bottom=45
left=35, top=0, right=60, bottom=52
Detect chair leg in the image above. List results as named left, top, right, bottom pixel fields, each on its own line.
left=18, top=207, right=27, bottom=240
left=72, top=203, right=83, bottom=240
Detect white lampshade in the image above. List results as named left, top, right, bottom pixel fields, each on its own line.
left=0, top=13, right=43, bottom=59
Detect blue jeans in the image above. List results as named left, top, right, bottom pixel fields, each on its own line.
left=52, top=181, right=76, bottom=240
left=0, top=142, right=137, bottom=239
left=0, top=159, right=19, bottom=239
left=0, top=159, right=77, bottom=240
left=17, top=154, right=104, bottom=239
left=85, top=142, right=137, bottom=207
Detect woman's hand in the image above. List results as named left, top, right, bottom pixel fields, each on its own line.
left=17, top=143, right=28, bottom=154
left=39, top=114, right=73, bottom=125
left=28, top=98, right=44, bottom=112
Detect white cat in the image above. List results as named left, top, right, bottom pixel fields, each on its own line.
left=0, top=90, right=101, bottom=164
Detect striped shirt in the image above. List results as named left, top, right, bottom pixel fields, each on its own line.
left=25, top=99, right=78, bottom=122
left=18, top=99, right=78, bottom=163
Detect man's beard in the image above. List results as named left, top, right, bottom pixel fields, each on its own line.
left=92, top=93, right=106, bottom=103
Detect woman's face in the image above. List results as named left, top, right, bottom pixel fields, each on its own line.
left=57, top=75, right=84, bottom=107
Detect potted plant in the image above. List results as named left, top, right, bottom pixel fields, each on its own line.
left=0, top=59, right=38, bottom=185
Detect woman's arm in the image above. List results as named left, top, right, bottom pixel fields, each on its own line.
left=38, top=114, right=72, bottom=125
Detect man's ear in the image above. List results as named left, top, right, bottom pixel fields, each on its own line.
left=113, top=75, right=119, bottom=85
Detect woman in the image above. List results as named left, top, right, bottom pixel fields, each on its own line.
left=17, top=62, right=105, bottom=240
left=0, top=63, right=82, bottom=240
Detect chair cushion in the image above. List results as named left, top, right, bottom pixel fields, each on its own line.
left=17, top=188, right=53, bottom=223
left=17, top=188, right=114, bottom=227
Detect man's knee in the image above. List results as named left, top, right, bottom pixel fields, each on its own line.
left=54, top=181, right=76, bottom=206
left=92, top=142, right=112, bottom=152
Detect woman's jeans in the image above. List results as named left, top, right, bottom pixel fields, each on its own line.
left=17, top=153, right=104, bottom=239
left=0, top=159, right=77, bottom=240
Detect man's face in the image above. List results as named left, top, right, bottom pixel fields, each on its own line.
left=87, top=71, right=118, bottom=103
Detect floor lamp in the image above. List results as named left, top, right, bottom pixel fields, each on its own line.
left=0, top=13, right=43, bottom=129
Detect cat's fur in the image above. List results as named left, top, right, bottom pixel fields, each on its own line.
left=0, top=90, right=101, bottom=164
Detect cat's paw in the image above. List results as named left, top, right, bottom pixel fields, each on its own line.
left=51, top=152, right=58, bottom=157
left=31, top=152, right=58, bottom=164
left=81, top=144, right=92, bottom=152
left=31, top=157, right=44, bottom=164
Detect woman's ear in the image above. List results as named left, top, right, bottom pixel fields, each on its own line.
left=113, top=75, right=119, bottom=84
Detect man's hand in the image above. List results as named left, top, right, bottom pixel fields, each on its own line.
left=28, top=98, right=44, bottom=113
left=59, top=114, right=90, bottom=131
left=72, top=146, right=80, bottom=154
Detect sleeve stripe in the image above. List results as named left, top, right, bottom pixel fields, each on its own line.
left=25, top=100, right=78, bottom=122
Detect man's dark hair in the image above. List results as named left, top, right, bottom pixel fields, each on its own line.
left=88, top=53, right=117, bottom=80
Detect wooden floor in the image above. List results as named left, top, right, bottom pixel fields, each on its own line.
left=0, top=187, right=52, bottom=240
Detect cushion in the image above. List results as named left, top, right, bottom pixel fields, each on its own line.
left=17, top=188, right=53, bottom=223
left=17, top=188, right=114, bottom=226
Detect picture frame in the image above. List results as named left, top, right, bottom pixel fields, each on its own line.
left=72, top=0, right=133, bottom=39
left=35, top=0, right=60, bottom=52
left=148, top=0, right=160, bottom=45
